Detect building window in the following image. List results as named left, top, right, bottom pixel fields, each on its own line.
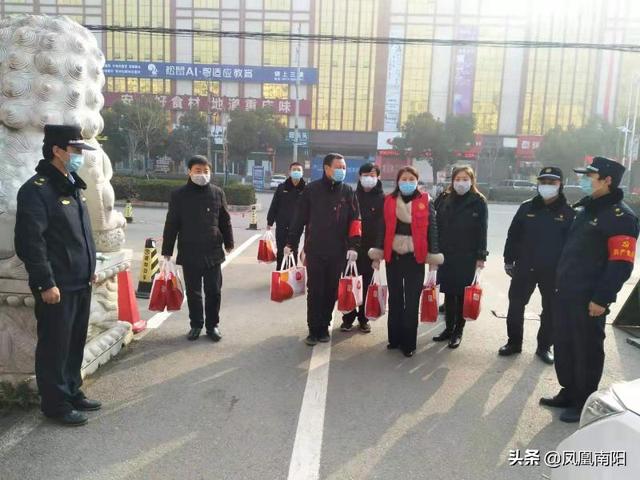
left=193, top=81, right=221, bottom=97
left=265, top=0, right=291, bottom=10
left=263, top=21, right=290, bottom=66
left=400, top=24, right=433, bottom=125
left=193, top=0, right=220, bottom=8
left=193, top=18, right=220, bottom=63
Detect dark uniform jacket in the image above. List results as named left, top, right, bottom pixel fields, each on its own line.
left=356, top=180, right=385, bottom=253
left=162, top=179, right=234, bottom=267
left=556, top=188, right=639, bottom=306
left=15, top=160, right=96, bottom=292
left=435, top=191, right=488, bottom=295
left=503, top=194, right=575, bottom=274
left=288, top=175, right=361, bottom=257
left=267, top=177, right=306, bottom=237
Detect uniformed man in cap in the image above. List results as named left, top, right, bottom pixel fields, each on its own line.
left=14, top=125, right=100, bottom=426
left=500, top=167, right=575, bottom=364
left=540, top=157, right=639, bottom=423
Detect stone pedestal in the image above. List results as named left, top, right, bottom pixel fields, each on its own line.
left=0, top=249, right=134, bottom=385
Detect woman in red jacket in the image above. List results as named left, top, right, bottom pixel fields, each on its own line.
left=369, top=166, right=444, bottom=357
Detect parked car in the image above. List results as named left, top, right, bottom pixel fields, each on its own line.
left=270, top=174, right=287, bottom=190
left=551, top=378, right=640, bottom=479
left=500, top=179, right=537, bottom=190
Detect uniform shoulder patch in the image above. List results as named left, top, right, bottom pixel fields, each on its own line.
left=33, top=177, right=47, bottom=186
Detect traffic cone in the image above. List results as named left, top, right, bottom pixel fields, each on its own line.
left=136, top=238, right=159, bottom=299
left=124, top=200, right=133, bottom=223
left=118, top=269, right=146, bottom=333
left=248, top=204, right=258, bottom=230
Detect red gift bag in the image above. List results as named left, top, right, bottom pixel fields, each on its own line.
left=463, top=269, right=483, bottom=321
left=338, top=261, right=363, bottom=314
left=365, top=269, right=388, bottom=321
left=271, top=254, right=306, bottom=302
left=420, top=270, right=439, bottom=323
left=258, top=230, right=277, bottom=263
left=164, top=261, right=184, bottom=311
left=148, top=270, right=168, bottom=312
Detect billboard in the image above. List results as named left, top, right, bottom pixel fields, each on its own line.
left=103, top=61, right=318, bottom=84
left=452, top=26, right=478, bottom=116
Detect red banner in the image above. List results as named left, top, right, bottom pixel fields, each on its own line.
left=516, top=135, right=543, bottom=159
left=103, top=92, right=312, bottom=116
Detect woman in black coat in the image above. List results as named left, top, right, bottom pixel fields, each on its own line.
left=433, top=166, right=488, bottom=349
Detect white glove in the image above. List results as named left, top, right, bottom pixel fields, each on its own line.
left=346, top=250, right=358, bottom=262
left=372, top=259, right=381, bottom=270
left=283, top=246, right=292, bottom=258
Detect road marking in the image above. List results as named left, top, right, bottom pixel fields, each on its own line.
left=145, top=233, right=261, bottom=330
left=287, top=313, right=334, bottom=480
left=0, top=415, right=41, bottom=457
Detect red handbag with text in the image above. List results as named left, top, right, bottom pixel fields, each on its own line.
left=420, top=270, right=439, bottom=323
left=164, top=261, right=184, bottom=311
left=338, top=261, right=363, bottom=314
left=258, top=230, right=277, bottom=263
left=364, top=269, right=388, bottom=320
left=463, top=269, right=483, bottom=321
left=271, top=253, right=306, bottom=302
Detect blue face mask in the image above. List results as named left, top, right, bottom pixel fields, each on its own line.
left=332, top=168, right=346, bottom=183
left=291, top=170, right=303, bottom=181
left=67, top=153, right=85, bottom=173
left=399, top=181, right=418, bottom=196
left=579, top=176, right=593, bottom=195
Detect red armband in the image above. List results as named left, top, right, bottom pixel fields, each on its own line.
left=349, top=220, right=362, bottom=237
left=608, top=235, right=637, bottom=263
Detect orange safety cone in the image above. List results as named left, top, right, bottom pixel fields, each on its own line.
left=118, top=269, right=147, bottom=333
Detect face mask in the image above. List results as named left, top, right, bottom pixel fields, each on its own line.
left=332, top=168, right=346, bottom=183
left=291, top=170, right=303, bottom=181
left=453, top=180, right=471, bottom=195
left=398, top=181, right=417, bottom=196
left=538, top=184, right=560, bottom=200
left=360, top=176, right=377, bottom=190
left=67, top=153, right=84, bottom=173
left=579, top=176, right=593, bottom=195
left=191, top=173, right=211, bottom=186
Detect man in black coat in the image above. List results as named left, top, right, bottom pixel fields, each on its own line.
left=500, top=167, right=575, bottom=364
left=340, top=163, right=384, bottom=333
left=15, top=124, right=100, bottom=426
left=162, top=155, right=234, bottom=342
left=287, top=153, right=361, bottom=345
left=540, top=157, right=639, bottom=423
left=267, top=162, right=306, bottom=269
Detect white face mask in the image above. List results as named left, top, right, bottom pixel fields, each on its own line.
left=191, top=173, right=211, bottom=186
left=538, top=184, right=560, bottom=200
left=453, top=180, right=471, bottom=195
left=360, top=176, right=377, bottom=190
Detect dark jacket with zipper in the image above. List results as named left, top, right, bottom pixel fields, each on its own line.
left=356, top=180, right=385, bottom=253
left=503, top=193, right=575, bottom=275
left=288, top=174, right=361, bottom=258
left=162, top=179, right=234, bottom=267
left=267, top=177, right=306, bottom=242
left=15, top=159, right=96, bottom=292
left=435, top=190, right=489, bottom=295
left=556, top=188, right=639, bottom=306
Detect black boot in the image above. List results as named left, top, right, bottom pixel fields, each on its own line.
left=432, top=329, right=452, bottom=342
left=498, top=343, right=522, bottom=356
left=435, top=294, right=457, bottom=342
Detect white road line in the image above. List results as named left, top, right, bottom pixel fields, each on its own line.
left=0, top=415, right=41, bottom=457
left=287, top=313, right=334, bottom=480
left=145, top=233, right=261, bottom=330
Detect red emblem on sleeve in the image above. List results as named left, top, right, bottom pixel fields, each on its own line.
left=608, top=235, right=637, bottom=263
left=349, top=220, right=362, bottom=237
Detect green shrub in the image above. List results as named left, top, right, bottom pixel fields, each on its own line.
left=223, top=183, right=256, bottom=206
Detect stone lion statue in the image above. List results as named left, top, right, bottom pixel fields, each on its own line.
left=0, top=15, right=125, bottom=280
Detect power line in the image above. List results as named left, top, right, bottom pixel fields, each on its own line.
left=84, top=25, right=640, bottom=53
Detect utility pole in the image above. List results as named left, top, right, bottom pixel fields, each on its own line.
left=292, top=22, right=302, bottom=164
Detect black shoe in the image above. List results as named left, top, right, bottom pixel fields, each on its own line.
left=540, top=391, right=572, bottom=409
left=71, top=398, right=102, bottom=412
left=340, top=322, right=354, bottom=332
left=559, top=407, right=582, bottom=423
left=207, top=327, right=222, bottom=342
left=46, top=410, right=88, bottom=427
left=318, top=331, right=331, bottom=343
left=448, top=335, right=462, bottom=349
left=438, top=304, right=445, bottom=313
left=387, top=343, right=399, bottom=350
left=358, top=322, right=371, bottom=333
left=187, top=328, right=202, bottom=341
left=304, top=335, right=318, bottom=346
left=403, top=349, right=415, bottom=358
left=498, top=343, right=522, bottom=356
left=535, top=348, right=554, bottom=365
left=433, top=329, right=452, bottom=342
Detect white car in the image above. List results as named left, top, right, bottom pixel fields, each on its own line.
left=270, top=174, right=287, bottom=190
left=551, top=378, right=640, bottom=479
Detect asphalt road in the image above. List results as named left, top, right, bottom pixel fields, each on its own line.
left=1, top=193, right=639, bottom=480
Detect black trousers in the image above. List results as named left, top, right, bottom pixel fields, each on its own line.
left=182, top=262, right=222, bottom=331
left=33, top=287, right=91, bottom=416
left=306, top=253, right=344, bottom=336
left=444, top=294, right=465, bottom=336
left=275, top=226, right=298, bottom=270
left=506, top=269, right=554, bottom=349
left=553, top=294, right=606, bottom=408
left=342, top=253, right=374, bottom=326
left=386, top=253, right=425, bottom=352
